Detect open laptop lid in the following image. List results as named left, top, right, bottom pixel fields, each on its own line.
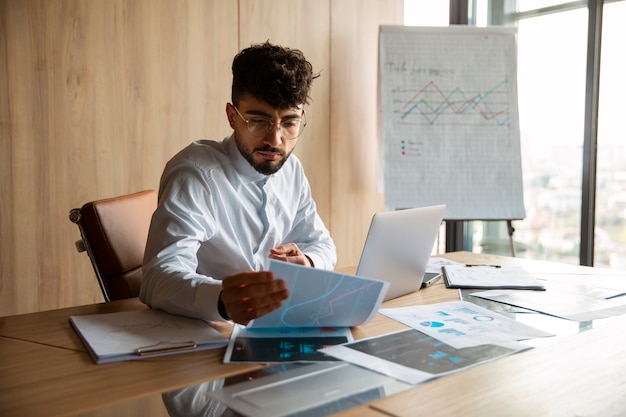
left=356, top=205, right=446, bottom=301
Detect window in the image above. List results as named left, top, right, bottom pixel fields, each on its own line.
left=404, top=0, right=449, bottom=26
left=512, top=7, right=588, bottom=264
left=404, top=0, right=626, bottom=268
left=595, top=1, right=626, bottom=268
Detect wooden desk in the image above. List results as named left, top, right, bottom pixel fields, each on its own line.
left=2, top=252, right=626, bottom=417
left=370, top=314, right=626, bottom=417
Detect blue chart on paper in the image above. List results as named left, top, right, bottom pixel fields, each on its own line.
left=420, top=321, right=445, bottom=328
left=346, top=329, right=515, bottom=375
left=249, top=261, right=387, bottom=329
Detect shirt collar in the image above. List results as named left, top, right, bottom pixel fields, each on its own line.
left=225, top=134, right=269, bottom=184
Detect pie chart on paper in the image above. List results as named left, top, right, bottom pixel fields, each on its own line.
left=420, top=321, right=444, bottom=328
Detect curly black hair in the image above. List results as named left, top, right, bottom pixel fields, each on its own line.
left=231, top=41, right=320, bottom=109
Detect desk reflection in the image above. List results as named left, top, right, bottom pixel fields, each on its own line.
left=162, top=363, right=408, bottom=417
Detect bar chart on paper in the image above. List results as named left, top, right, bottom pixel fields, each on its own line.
left=380, top=26, right=526, bottom=220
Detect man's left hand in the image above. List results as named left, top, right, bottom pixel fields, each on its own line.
left=269, top=243, right=312, bottom=266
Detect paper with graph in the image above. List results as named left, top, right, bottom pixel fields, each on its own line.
left=248, top=260, right=389, bottom=329
left=380, top=25, right=525, bottom=220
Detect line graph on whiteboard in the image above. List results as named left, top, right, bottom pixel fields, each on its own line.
left=379, top=26, right=526, bottom=220
left=394, top=79, right=511, bottom=127
left=389, top=76, right=514, bottom=158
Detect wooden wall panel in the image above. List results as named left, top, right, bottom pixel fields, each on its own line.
left=0, top=0, right=404, bottom=316
left=330, top=0, right=404, bottom=267
left=0, top=0, right=237, bottom=316
left=238, top=0, right=332, bottom=224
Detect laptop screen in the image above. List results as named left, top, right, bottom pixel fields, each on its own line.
left=356, top=205, right=445, bottom=301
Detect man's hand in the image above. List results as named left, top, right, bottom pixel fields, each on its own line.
left=269, top=243, right=312, bottom=266
left=220, top=271, right=289, bottom=325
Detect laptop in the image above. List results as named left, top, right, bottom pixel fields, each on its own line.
left=355, top=205, right=446, bottom=301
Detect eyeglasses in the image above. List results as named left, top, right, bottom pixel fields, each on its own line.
left=231, top=104, right=307, bottom=140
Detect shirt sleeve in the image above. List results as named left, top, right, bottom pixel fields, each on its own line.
left=140, top=162, right=224, bottom=322
left=284, top=166, right=337, bottom=271
left=140, top=146, right=338, bottom=321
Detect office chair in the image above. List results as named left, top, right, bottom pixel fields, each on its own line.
left=69, top=190, right=157, bottom=301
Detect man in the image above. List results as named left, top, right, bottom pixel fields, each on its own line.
left=140, top=41, right=337, bottom=325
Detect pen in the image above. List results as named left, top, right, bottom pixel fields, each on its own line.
left=465, top=264, right=501, bottom=268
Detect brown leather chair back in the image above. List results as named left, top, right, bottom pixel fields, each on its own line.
left=69, top=190, right=157, bottom=301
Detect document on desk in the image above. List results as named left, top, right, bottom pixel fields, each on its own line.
left=380, top=301, right=553, bottom=349
left=539, top=273, right=626, bottom=300
left=249, top=260, right=389, bottom=329
left=223, top=325, right=353, bottom=363
left=320, top=328, right=530, bottom=385
left=470, top=288, right=626, bottom=322
left=443, top=264, right=546, bottom=290
left=70, top=309, right=228, bottom=364
left=426, top=256, right=463, bottom=273
left=224, top=260, right=388, bottom=363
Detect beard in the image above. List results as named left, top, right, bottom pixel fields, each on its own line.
left=234, top=131, right=292, bottom=175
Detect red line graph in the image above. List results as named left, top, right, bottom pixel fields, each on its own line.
left=398, top=80, right=510, bottom=125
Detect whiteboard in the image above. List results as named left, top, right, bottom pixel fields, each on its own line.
left=380, top=25, right=526, bottom=221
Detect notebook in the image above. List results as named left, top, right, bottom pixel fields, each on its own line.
left=356, top=205, right=446, bottom=301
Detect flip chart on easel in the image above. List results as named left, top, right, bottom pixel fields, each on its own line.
left=379, top=25, right=526, bottom=221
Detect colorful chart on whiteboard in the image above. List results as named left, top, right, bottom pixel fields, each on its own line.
left=380, top=25, right=525, bottom=220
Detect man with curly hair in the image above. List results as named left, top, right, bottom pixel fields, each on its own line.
left=140, top=42, right=337, bottom=325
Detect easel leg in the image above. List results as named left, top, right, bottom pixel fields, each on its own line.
left=507, top=220, right=516, bottom=257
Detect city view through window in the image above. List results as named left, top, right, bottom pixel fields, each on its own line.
left=404, top=0, right=626, bottom=269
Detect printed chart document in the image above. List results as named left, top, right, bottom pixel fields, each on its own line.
left=380, top=301, right=553, bottom=349
left=426, top=257, right=463, bottom=273
left=320, top=328, right=529, bottom=385
left=470, top=289, right=626, bottom=322
left=224, top=325, right=353, bottom=363
left=539, top=273, right=626, bottom=300
left=224, top=260, right=389, bottom=363
left=443, top=264, right=546, bottom=290
left=70, top=309, right=228, bottom=364
left=250, top=260, right=389, bottom=329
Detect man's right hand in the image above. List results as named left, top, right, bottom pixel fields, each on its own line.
left=220, top=271, right=290, bottom=325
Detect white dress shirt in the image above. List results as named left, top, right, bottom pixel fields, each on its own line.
left=140, top=135, right=337, bottom=321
